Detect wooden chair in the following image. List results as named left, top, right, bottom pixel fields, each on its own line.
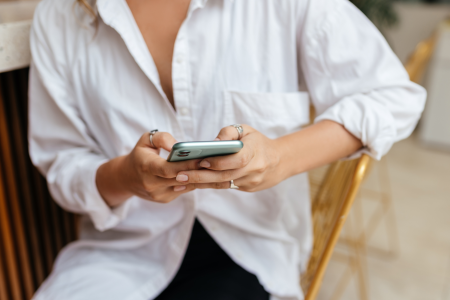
left=301, top=32, right=437, bottom=300
left=301, top=154, right=371, bottom=300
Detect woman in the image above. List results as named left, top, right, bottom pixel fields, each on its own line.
left=29, top=0, right=425, bottom=299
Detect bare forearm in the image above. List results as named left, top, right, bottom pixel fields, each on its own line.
left=276, top=120, right=363, bottom=178
left=96, top=155, right=134, bottom=207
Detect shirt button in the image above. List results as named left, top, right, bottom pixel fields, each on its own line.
left=179, top=107, right=189, bottom=116
left=176, top=57, right=183, bottom=64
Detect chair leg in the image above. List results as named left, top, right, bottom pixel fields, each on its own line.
left=329, top=202, right=370, bottom=300
left=358, top=158, right=400, bottom=259
left=353, top=193, right=369, bottom=300
left=331, top=158, right=401, bottom=300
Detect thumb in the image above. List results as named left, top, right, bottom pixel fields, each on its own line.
left=150, top=132, right=178, bottom=152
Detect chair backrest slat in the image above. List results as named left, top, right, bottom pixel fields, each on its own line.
left=302, top=156, right=370, bottom=297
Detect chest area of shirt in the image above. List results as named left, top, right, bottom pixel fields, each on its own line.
left=72, top=4, right=307, bottom=146
left=84, top=12, right=301, bottom=97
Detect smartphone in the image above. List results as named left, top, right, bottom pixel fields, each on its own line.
left=167, top=140, right=243, bottom=162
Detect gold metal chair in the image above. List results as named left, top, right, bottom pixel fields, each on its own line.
left=405, top=34, right=436, bottom=84
left=301, top=31, right=438, bottom=300
left=301, top=154, right=371, bottom=299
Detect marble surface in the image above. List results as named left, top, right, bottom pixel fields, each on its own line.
left=0, top=1, right=40, bottom=73
left=318, top=134, right=450, bottom=300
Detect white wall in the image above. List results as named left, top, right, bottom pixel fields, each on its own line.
left=384, top=3, right=450, bottom=63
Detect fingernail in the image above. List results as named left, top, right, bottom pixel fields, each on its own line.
left=200, top=160, right=211, bottom=168
left=176, top=174, right=189, bottom=182
left=174, top=185, right=187, bottom=192
left=214, top=138, right=220, bottom=141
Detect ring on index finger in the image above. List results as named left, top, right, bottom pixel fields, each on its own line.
left=149, top=129, right=158, bottom=148
left=231, top=124, right=244, bottom=140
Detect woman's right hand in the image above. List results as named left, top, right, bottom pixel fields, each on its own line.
left=96, top=132, right=201, bottom=207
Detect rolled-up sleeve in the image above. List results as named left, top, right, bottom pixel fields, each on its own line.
left=29, top=3, right=131, bottom=231
left=298, top=0, right=426, bottom=160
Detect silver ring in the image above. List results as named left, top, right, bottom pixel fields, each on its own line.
left=231, top=124, right=244, bottom=140
left=230, top=180, right=239, bottom=189
left=149, top=129, right=158, bottom=148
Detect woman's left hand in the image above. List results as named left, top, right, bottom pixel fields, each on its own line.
left=175, top=125, right=289, bottom=192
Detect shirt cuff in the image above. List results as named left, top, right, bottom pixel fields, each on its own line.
left=80, top=159, right=132, bottom=231
left=314, top=95, right=396, bottom=160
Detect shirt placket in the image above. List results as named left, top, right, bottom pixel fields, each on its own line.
left=172, top=25, right=193, bottom=141
left=172, top=0, right=208, bottom=141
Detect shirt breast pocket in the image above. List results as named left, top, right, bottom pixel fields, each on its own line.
left=223, top=91, right=310, bottom=139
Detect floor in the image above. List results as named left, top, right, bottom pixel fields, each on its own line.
left=317, top=134, right=450, bottom=300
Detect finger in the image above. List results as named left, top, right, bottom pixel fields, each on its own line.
left=192, top=176, right=249, bottom=190
left=150, top=184, right=196, bottom=203
left=138, top=178, right=190, bottom=200
left=192, top=181, right=231, bottom=190
left=198, top=143, right=254, bottom=171
left=173, top=185, right=188, bottom=192
left=136, top=133, right=160, bottom=155
left=171, top=183, right=196, bottom=193
left=150, top=157, right=202, bottom=179
left=176, top=169, right=245, bottom=184
left=215, top=124, right=255, bottom=141
left=150, top=132, right=178, bottom=152
left=151, top=177, right=194, bottom=188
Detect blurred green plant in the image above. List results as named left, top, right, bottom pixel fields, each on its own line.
left=350, top=0, right=399, bottom=28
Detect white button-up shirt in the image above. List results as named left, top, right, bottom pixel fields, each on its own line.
left=29, top=0, right=426, bottom=299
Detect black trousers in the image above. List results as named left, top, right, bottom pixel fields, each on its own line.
left=154, top=219, right=270, bottom=300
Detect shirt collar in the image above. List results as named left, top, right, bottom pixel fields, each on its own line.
left=94, top=0, right=211, bottom=110
left=186, top=0, right=209, bottom=18
left=191, top=0, right=208, bottom=9
left=96, top=0, right=118, bottom=26
left=96, top=0, right=209, bottom=23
